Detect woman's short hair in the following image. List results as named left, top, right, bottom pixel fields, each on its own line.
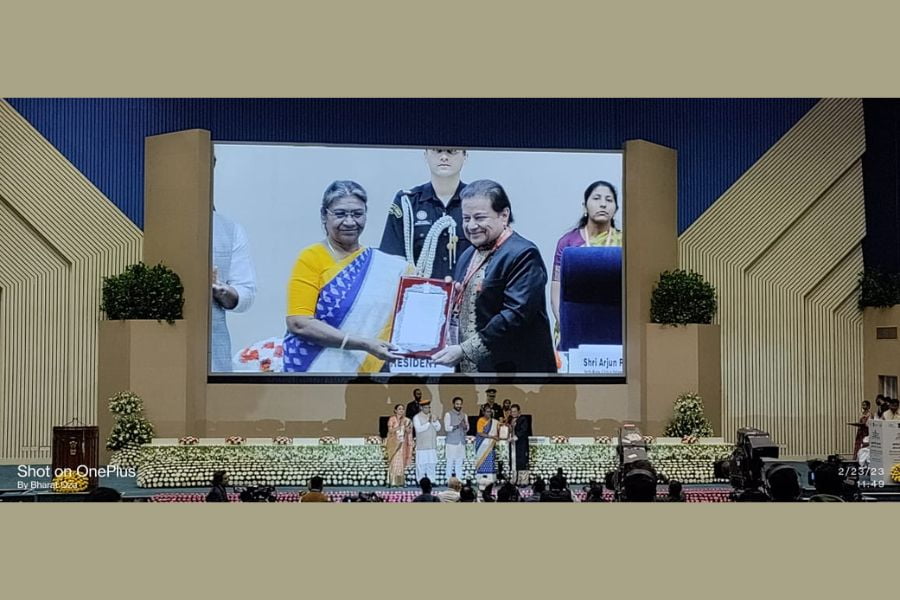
left=460, top=179, right=514, bottom=224
left=320, top=180, right=367, bottom=216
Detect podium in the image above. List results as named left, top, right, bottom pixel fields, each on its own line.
left=52, top=426, right=100, bottom=488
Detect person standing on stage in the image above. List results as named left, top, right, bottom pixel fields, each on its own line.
left=379, top=148, right=471, bottom=280
left=406, top=388, right=423, bottom=423
left=473, top=403, right=500, bottom=486
left=509, top=404, right=530, bottom=486
left=483, top=388, right=503, bottom=421
left=385, top=404, right=414, bottom=487
left=443, top=396, right=469, bottom=481
left=501, top=398, right=513, bottom=425
left=413, top=398, right=441, bottom=482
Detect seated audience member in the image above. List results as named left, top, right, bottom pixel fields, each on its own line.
left=583, top=480, right=606, bottom=502
left=459, top=481, right=478, bottom=503
left=540, top=473, right=574, bottom=502
left=496, top=481, right=520, bottom=502
left=765, top=465, right=802, bottom=502
left=525, top=477, right=546, bottom=502
left=666, top=480, right=685, bottom=502
left=807, top=460, right=850, bottom=502
left=412, top=477, right=441, bottom=502
left=299, top=475, right=329, bottom=503
left=84, top=487, right=122, bottom=502
left=438, top=477, right=463, bottom=503
left=481, top=482, right=496, bottom=503
left=206, top=470, right=229, bottom=503
left=733, top=488, right=770, bottom=502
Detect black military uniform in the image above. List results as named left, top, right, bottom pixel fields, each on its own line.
left=379, top=182, right=471, bottom=281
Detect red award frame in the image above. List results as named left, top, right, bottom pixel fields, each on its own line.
left=389, top=276, right=455, bottom=358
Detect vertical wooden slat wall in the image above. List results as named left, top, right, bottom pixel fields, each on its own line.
left=0, top=100, right=142, bottom=463
left=679, top=98, right=866, bottom=456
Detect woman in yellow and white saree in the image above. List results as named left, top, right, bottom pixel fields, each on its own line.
left=283, top=181, right=407, bottom=373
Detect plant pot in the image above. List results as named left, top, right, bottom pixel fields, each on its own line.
left=97, top=320, right=189, bottom=463
left=643, top=323, right=721, bottom=436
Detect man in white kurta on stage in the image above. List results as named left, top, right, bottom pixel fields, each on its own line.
left=413, top=398, right=441, bottom=483
left=443, top=396, right=469, bottom=481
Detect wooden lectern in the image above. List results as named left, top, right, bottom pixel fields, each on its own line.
left=52, top=426, right=100, bottom=488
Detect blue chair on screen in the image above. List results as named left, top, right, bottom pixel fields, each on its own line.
left=559, top=246, right=623, bottom=351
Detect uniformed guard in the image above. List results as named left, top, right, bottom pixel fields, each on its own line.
left=379, top=148, right=471, bottom=280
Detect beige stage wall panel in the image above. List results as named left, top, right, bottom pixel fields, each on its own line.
left=863, top=306, right=900, bottom=403
left=679, top=98, right=866, bottom=456
left=0, top=100, right=142, bottom=463
left=143, top=131, right=212, bottom=435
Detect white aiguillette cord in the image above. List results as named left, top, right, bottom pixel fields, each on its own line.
left=401, top=192, right=458, bottom=278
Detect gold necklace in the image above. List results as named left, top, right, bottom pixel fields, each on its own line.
left=325, top=238, right=358, bottom=259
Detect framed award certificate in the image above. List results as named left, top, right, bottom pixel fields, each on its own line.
left=389, top=276, right=454, bottom=358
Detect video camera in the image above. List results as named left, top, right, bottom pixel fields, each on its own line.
left=237, top=485, right=278, bottom=502
left=713, top=428, right=779, bottom=492
left=604, top=424, right=657, bottom=501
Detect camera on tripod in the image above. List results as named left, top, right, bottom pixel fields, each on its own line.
left=713, top=428, right=779, bottom=494
left=237, top=485, right=278, bottom=502
left=604, top=424, right=658, bottom=501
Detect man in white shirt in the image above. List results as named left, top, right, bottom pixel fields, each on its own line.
left=884, top=398, right=900, bottom=420
left=211, top=210, right=257, bottom=372
left=437, top=477, right=462, bottom=502
left=443, top=396, right=468, bottom=481
left=413, top=398, right=441, bottom=483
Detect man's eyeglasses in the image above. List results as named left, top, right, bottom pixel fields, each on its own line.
left=326, top=209, right=367, bottom=221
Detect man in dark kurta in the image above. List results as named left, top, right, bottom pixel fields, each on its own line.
left=453, top=231, right=556, bottom=373
left=509, top=404, right=531, bottom=486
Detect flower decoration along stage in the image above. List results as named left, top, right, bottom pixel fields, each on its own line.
left=131, top=439, right=734, bottom=488
left=318, top=436, right=338, bottom=445
left=272, top=436, right=293, bottom=445
left=225, top=436, right=246, bottom=445
left=178, top=436, right=199, bottom=445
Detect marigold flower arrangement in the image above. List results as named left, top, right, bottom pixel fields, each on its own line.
left=891, top=463, right=900, bottom=484
left=272, top=436, right=293, bottom=445
left=52, top=469, right=89, bottom=493
left=319, top=436, right=337, bottom=445
left=179, top=436, right=199, bottom=445
left=225, top=436, right=245, bottom=445
left=365, top=436, right=383, bottom=445
left=594, top=436, right=611, bottom=444
left=550, top=436, right=569, bottom=444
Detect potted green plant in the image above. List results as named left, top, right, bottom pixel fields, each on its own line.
left=101, top=262, right=184, bottom=322
left=97, top=262, right=188, bottom=458
left=857, top=268, right=900, bottom=309
left=645, top=269, right=721, bottom=436
left=650, top=269, right=717, bottom=326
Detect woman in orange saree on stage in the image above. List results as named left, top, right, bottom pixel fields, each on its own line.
left=386, top=404, right=414, bottom=487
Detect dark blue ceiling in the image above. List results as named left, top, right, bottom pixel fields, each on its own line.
left=6, top=98, right=817, bottom=232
